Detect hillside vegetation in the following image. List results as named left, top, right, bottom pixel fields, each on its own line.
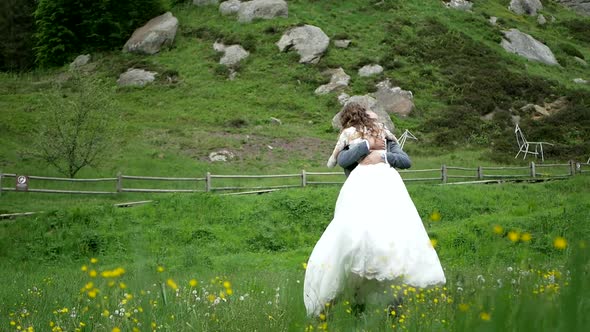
left=1, top=0, right=590, bottom=181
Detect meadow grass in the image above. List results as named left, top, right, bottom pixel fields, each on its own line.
left=1, top=175, right=589, bottom=331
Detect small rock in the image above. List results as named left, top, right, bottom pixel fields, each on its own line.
left=573, top=78, right=588, bottom=84
left=209, top=149, right=235, bottom=162
left=270, top=117, right=282, bottom=125
left=69, top=54, right=91, bottom=69
left=358, top=64, right=383, bottom=77
left=333, top=39, right=351, bottom=48
left=537, top=14, right=546, bottom=25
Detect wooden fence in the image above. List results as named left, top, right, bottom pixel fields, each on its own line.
left=0, top=161, right=588, bottom=196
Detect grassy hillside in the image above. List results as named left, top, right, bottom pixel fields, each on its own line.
left=0, top=175, right=589, bottom=330
left=1, top=0, right=589, bottom=182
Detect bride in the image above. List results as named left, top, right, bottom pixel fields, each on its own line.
left=303, top=102, right=446, bottom=317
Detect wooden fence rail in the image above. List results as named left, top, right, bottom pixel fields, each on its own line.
left=0, top=161, right=588, bottom=196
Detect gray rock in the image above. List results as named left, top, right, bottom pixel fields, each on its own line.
left=574, top=57, right=588, bottom=67
left=276, top=25, right=330, bottom=64
left=209, top=149, right=235, bottom=162
left=123, top=12, right=178, bottom=55
left=537, top=14, right=547, bottom=25
left=270, top=117, right=282, bottom=125
left=332, top=95, right=395, bottom=132
left=117, top=68, right=157, bottom=87
left=358, top=64, right=384, bottom=77
left=237, top=0, right=288, bottom=23
left=554, top=0, right=590, bottom=16
left=333, top=39, right=351, bottom=48
left=214, top=43, right=250, bottom=67
left=573, top=78, right=588, bottom=84
left=509, top=0, right=543, bottom=16
left=489, top=16, right=498, bottom=25
left=445, top=0, right=473, bottom=11
left=373, top=79, right=414, bottom=117
left=314, top=68, right=350, bottom=95
left=501, top=29, right=558, bottom=65
left=69, top=54, right=91, bottom=69
left=193, top=0, right=219, bottom=5
left=220, top=0, right=241, bottom=15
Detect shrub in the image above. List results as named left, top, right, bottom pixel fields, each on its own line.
left=559, top=43, right=585, bottom=60
left=34, top=0, right=167, bottom=67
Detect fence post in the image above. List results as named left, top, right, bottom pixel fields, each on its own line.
left=569, top=160, right=575, bottom=176
left=116, top=172, right=122, bottom=193
left=206, top=172, right=211, bottom=192
left=0, top=170, right=2, bottom=197
left=477, top=166, right=483, bottom=180
left=301, top=170, right=307, bottom=187
left=530, top=162, right=536, bottom=178
left=441, top=165, right=447, bottom=183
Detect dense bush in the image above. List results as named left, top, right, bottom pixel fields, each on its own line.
left=34, top=0, right=167, bottom=67
left=0, top=0, right=36, bottom=71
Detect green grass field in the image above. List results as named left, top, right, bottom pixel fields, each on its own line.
left=1, top=175, right=589, bottom=331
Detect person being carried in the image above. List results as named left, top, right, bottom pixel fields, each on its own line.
left=335, top=109, right=411, bottom=177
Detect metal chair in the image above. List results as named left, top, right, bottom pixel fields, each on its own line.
left=514, top=124, right=553, bottom=162
left=398, top=129, right=417, bottom=149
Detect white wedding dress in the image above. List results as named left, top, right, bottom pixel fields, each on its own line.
left=303, top=163, right=446, bottom=317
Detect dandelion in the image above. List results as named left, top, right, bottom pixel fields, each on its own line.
left=458, top=303, right=469, bottom=312
left=90, top=258, right=98, bottom=264
left=319, top=313, right=326, bottom=321
left=493, top=225, right=503, bottom=235
left=223, top=281, right=231, bottom=289
left=430, top=238, right=438, bottom=248
left=189, top=279, right=198, bottom=287
left=87, top=289, right=98, bottom=298
left=554, top=237, right=567, bottom=250
left=429, top=210, right=441, bottom=222
left=166, top=279, right=178, bottom=290
left=112, top=328, right=121, bottom=332
left=81, top=265, right=88, bottom=272
left=521, top=232, right=532, bottom=242
left=157, top=266, right=165, bottom=273
left=508, top=231, right=520, bottom=243
left=302, top=262, right=308, bottom=270
left=88, top=270, right=97, bottom=278
left=119, top=282, right=127, bottom=289
left=480, top=312, right=491, bottom=321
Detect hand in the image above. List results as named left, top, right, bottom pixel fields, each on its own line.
left=359, top=151, right=384, bottom=165
left=369, top=137, right=386, bottom=150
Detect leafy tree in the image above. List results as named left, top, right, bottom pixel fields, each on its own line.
left=34, top=73, right=120, bottom=178
left=0, top=0, right=37, bottom=71
left=34, top=0, right=166, bottom=67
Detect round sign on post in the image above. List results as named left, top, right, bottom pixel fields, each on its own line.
left=16, top=175, right=29, bottom=191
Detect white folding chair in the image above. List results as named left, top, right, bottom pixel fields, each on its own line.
left=514, top=124, right=553, bottom=162
left=398, top=129, right=417, bottom=149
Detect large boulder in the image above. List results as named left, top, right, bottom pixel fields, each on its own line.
left=237, top=0, right=288, bottom=23
left=500, top=29, right=558, bottom=65
left=555, top=0, right=590, bottom=16
left=374, top=80, right=414, bottom=117
left=331, top=95, right=395, bottom=132
left=509, top=0, right=543, bottom=16
left=314, top=68, right=350, bottom=95
left=123, top=12, right=178, bottom=55
left=117, top=68, right=157, bottom=87
left=193, top=0, right=219, bottom=5
left=276, top=25, right=329, bottom=64
left=220, top=0, right=242, bottom=15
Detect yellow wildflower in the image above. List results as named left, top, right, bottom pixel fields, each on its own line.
left=167, top=279, right=178, bottom=290
left=554, top=237, right=567, bottom=250
left=119, top=282, right=127, bottom=289
left=493, top=225, right=503, bottom=235
left=112, top=328, right=121, bottom=332
left=521, top=233, right=532, bottom=242
left=430, top=239, right=438, bottom=248
left=429, top=210, right=441, bottom=222
left=88, top=270, right=97, bottom=278
left=302, top=262, right=308, bottom=270
left=81, top=265, right=88, bottom=272
left=480, top=312, right=491, bottom=321
left=319, top=313, right=326, bottom=321
left=157, top=266, right=165, bottom=273
left=508, top=231, right=520, bottom=243
left=458, top=303, right=469, bottom=312
left=189, top=279, right=198, bottom=287
left=90, top=258, right=98, bottom=264
left=223, top=281, right=231, bottom=289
